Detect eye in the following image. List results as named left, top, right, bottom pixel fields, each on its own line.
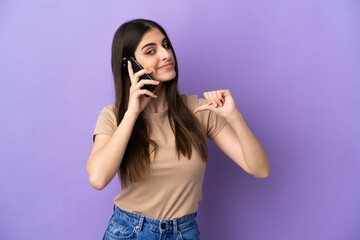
left=163, top=43, right=170, bottom=49
left=146, top=50, right=155, bottom=55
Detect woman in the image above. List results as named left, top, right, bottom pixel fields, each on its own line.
left=87, top=18, right=270, bottom=240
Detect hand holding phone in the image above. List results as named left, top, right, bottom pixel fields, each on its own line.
left=122, top=57, right=157, bottom=94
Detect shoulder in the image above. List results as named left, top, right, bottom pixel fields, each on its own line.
left=99, top=104, right=117, bottom=116
left=180, top=94, right=206, bottom=110
left=93, top=104, right=118, bottom=141
left=97, top=104, right=118, bottom=125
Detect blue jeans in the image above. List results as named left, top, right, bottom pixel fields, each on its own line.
left=103, top=204, right=200, bottom=240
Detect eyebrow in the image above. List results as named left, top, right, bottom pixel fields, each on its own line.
left=141, top=37, right=168, bottom=51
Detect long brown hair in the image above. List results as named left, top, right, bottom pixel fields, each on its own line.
left=111, top=19, right=207, bottom=189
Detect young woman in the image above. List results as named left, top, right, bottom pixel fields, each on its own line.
left=87, top=18, right=270, bottom=240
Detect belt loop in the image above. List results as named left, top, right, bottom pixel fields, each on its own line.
left=113, top=204, right=116, bottom=211
left=136, top=215, right=145, bottom=232
left=173, top=219, right=178, bottom=236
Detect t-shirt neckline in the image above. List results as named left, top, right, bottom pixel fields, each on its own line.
left=143, top=108, right=168, bottom=118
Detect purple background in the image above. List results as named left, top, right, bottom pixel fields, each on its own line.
left=1, top=0, right=359, bottom=239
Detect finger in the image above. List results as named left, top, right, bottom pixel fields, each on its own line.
left=127, top=61, right=135, bottom=85
left=203, top=92, right=212, bottom=105
left=134, top=79, right=160, bottom=89
left=213, top=91, right=224, bottom=107
left=216, top=91, right=225, bottom=105
left=135, top=89, right=158, bottom=98
left=134, top=69, right=153, bottom=81
left=207, top=91, right=219, bottom=107
left=193, top=104, right=211, bottom=114
left=223, top=89, right=231, bottom=97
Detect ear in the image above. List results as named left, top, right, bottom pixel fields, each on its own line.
left=122, top=57, right=126, bottom=67
left=122, top=57, right=128, bottom=73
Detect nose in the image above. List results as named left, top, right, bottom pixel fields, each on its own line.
left=158, top=46, right=171, bottom=60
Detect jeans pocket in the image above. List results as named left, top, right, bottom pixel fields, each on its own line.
left=179, top=222, right=200, bottom=240
left=104, top=214, right=137, bottom=239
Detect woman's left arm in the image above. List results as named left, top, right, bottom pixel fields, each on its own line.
left=193, top=89, right=270, bottom=178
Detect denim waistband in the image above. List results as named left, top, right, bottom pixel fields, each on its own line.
left=113, top=204, right=198, bottom=234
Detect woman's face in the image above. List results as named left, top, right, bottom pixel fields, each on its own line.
left=134, top=28, right=176, bottom=82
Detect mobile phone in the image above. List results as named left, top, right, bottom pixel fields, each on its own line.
left=122, top=57, right=157, bottom=94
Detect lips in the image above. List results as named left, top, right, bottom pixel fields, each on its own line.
left=158, top=62, right=174, bottom=69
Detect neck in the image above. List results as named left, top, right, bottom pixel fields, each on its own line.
left=145, top=83, right=168, bottom=113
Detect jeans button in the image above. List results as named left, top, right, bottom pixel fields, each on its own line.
left=161, top=223, right=166, bottom=229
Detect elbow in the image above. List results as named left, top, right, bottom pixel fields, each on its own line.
left=253, top=157, right=270, bottom=178
left=87, top=162, right=107, bottom=190
left=254, top=170, right=270, bottom=178
left=252, top=166, right=270, bottom=179
left=88, top=175, right=106, bottom=190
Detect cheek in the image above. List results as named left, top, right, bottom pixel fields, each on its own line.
left=134, top=54, right=155, bottom=70
left=147, top=64, right=157, bottom=71
left=141, top=61, right=157, bottom=71
left=153, top=70, right=176, bottom=81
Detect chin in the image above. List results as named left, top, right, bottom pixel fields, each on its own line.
left=156, top=71, right=176, bottom=82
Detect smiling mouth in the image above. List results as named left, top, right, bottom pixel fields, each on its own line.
left=158, top=63, right=174, bottom=69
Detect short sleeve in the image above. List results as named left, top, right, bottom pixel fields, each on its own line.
left=183, top=94, right=228, bottom=140
left=92, top=105, right=118, bottom=142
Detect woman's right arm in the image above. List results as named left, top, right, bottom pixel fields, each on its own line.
left=86, top=111, right=138, bottom=190
left=86, top=60, right=159, bottom=190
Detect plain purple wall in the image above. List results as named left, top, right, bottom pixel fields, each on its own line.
left=1, top=0, right=359, bottom=239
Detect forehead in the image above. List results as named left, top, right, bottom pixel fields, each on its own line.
left=137, top=28, right=166, bottom=48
